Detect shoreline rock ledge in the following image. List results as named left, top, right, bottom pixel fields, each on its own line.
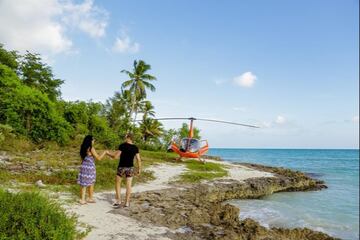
left=112, top=163, right=338, bottom=240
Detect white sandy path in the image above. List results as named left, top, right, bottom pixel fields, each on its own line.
left=66, top=164, right=186, bottom=240
left=66, top=161, right=273, bottom=240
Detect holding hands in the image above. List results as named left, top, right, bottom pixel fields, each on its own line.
left=105, top=150, right=116, bottom=159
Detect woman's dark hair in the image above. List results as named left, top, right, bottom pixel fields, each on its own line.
left=80, top=135, right=93, bottom=160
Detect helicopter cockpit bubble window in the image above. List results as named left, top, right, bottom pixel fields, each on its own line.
left=188, top=139, right=200, bottom=153
left=180, top=138, right=200, bottom=153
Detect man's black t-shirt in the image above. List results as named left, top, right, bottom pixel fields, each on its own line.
left=118, top=142, right=139, bottom=168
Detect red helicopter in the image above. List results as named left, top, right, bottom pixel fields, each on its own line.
left=155, top=117, right=259, bottom=163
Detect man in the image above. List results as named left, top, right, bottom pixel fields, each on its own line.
left=107, top=133, right=141, bottom=207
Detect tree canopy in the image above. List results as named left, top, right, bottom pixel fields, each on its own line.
left=0, top=43, right=200, bottom=150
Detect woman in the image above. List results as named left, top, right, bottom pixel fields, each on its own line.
left=78, top=135, right=107, bottom=205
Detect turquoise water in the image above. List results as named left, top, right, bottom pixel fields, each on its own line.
left=208, top=149, right=359, bottom=240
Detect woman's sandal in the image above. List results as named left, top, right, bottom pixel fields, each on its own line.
left=79, top=200, right=87, bottom=205
left=87, top=199, right=96, bottom=203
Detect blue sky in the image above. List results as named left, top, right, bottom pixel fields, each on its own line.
left=0, top=0, right=358, bottom=148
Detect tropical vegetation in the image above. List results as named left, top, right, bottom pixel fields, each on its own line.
left=0, top=43, right=212, bottom=239
left=0, top=43, right=201, bottom=150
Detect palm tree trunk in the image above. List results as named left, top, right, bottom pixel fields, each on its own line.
left=25, top=111, right=31, bottom=132
left=129, top=94, right=136, bottom=130
left=133, top=110, right=138, bottom=126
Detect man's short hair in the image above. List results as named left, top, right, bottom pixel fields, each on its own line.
left=125, top=133, right=133, bottom=140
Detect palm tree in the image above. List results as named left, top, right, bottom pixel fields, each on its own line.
left=139, top=118, right=163, bottom=142
left=121, top=60, right=156, bottom=124
left=105, top=90, right=132, bottom=134
left=140, top=100, right=155, bottom=120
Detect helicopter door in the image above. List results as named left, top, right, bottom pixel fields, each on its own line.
left=180, top=138, right=189, bottom=152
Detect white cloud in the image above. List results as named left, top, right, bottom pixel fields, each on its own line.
left=61, top=0, right=108, bottom=38
left=0, top=0, right=71, bottom=54
left=275, top=115, right=287, bottom=124
left=353, top=115, right=359, bottom=123
left=233, top=72, right=257, bottom=88
left=259, top=115, right=288, bottom=128
left=0, top=0, right=108, bottom=55
left=112, top=34, right=140, bottom=54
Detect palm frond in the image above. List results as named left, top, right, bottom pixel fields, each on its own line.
left=142, top=81, right=156, bottom=92
left=142, top=74, right=157, bottom=80
left=121, top=80, right=134, bottom=89
left=120, top=70, right=131, bottom=75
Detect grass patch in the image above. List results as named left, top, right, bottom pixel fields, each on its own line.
left=0, top=169, right=78, bottom=185
left=0, top=135, right=35, bottom=152
left=0, top=170, right=11, bottom=183
left=93, top=159, right=156, bottom=190
left=185, top=160, right=227, bottom=172
left=140, top=150, right=178, bottom=167
left=0, top=189, right=79, bottom=239
left=180, top=171, right=228, bottom=182
left=1, top=161, right=156, bottom=196
left=179, top=160, right=228, bottom=183
left=0, top=147, right=178, bottom=195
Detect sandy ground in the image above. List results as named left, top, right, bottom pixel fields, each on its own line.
left=66, top=160, right=273, bottom=240
left=206, top=159, right=274, bottom=181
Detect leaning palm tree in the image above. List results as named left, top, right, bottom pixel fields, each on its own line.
left=140, top=100, right=155, bottom=120
left=139, top=118, right=163, bottom=142
left=121, top=60, right=157, bottom=124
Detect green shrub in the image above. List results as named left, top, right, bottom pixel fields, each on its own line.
left=0, top=64, right=73, bottom=145
left=0, top=124, right=14, bottom=144
left=137, top=142, right=163, bottom=151
left=88, top=115, right=119, bottom=148
left=0, top=189, right=77, bottom=239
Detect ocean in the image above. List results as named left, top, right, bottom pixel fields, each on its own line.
left=207, top=149, right=359, bottom=240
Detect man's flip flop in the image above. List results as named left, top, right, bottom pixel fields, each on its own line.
left=112, top=202, right=121, bottom=208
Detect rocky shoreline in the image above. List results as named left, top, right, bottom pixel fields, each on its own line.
left=111, top=163, right=337, bottom=240
left=1, top=150, right=339, bottom=239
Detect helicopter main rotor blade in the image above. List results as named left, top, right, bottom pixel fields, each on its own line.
left=153, top=117, right=196, bottom=121
left=135, top=117, right=259, bottom=128
left=134, top=117, right=193, bottom=122
left=195, top=118, right=260, bottom=128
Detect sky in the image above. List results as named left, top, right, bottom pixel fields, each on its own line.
left=0, top=0, right=358, bottom=148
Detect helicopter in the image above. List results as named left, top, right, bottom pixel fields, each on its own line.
left=153, top=117, right=260, bottom=163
